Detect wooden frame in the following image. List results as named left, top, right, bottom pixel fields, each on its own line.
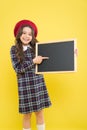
left=35, top=39, right=77, bottom=74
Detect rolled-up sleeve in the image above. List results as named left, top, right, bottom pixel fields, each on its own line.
left=10, top=46, right=35, bottom=73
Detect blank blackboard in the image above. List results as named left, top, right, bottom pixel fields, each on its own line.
left=36, top=39, right=76, bottom=73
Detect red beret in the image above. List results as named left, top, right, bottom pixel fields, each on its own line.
left=14, top=19, right=38, bottom=37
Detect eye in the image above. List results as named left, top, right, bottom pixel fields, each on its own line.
left=28, top=33, right=32, bottom=36
left=22, top=32, right=26, bottom=34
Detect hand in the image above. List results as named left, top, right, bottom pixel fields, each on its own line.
left=74, top=48, right=78, bottom=56
left=33, top=56, right=49, bottom=64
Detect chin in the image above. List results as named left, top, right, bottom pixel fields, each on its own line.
left=23, top=41, right=30, bottom=44
left=22, top=43, right=29, bottom=45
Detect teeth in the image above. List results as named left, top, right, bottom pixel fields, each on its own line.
left=24, top=39, right=29, bottom=41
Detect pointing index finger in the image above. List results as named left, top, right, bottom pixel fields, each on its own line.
left=42, top=57, right=49, bottom=60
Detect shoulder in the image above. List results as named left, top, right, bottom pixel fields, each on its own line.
left=10, top=45, right=16, bottom=54
left=10, top=45, right=16, bottom=50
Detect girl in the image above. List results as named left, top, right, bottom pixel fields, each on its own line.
left=10, top=20, right=52, bottom=130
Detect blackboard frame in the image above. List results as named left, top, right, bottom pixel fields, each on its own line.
left=35, top=39, right=77, bottom=74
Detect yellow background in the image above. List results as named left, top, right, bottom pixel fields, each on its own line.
left=0, top=0, right=87, bottom=130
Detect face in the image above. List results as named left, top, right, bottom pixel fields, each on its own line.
left=20, top=27, right=33, bottom=45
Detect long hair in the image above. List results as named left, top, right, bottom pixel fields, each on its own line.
left=15, top=25, right=38, bottom=63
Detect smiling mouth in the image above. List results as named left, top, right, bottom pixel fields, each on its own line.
left=23, top=39, right=30, bottom=41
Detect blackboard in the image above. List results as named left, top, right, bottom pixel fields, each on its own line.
left=36, top=39, right=77, bottom=74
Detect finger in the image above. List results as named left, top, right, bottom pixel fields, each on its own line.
left=74, top=49, right=78, bottom=56
left=42, top=57, right=49, bottom=60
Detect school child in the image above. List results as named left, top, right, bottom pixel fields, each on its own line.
left=10, top=19, right=52, bottom=130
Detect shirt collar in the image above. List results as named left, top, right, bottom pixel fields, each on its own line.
left=23, top=45, right=31, bottom=51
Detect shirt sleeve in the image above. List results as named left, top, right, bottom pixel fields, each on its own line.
left=10, top=46, right=35, bottom=73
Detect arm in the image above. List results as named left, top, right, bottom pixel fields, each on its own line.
left=10, top=46, right=34, bottom=73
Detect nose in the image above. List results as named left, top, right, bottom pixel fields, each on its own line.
left=25, top=34, right=30, bottom=38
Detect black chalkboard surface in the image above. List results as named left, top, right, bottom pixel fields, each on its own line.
left=36, top=39, right=76, bottom=73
